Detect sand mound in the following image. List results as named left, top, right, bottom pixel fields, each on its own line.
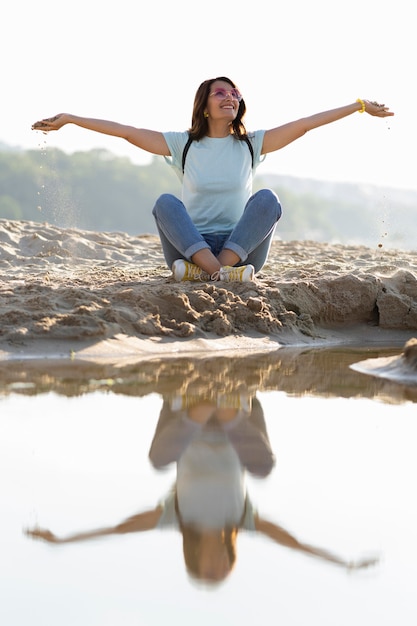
left=1, top=219, right=416, bottom=359
left=351, top=337, right=417, bottom=385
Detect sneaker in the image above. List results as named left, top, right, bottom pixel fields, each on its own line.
left=172, top=259, right=210, bottom=282
left=219, top=264, right=255, bottom=282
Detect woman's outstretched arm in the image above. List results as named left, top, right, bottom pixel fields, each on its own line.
left=32, top=113, right=170, bottom=155
left=25, top=506, right=163, bottom=544
left=255, top=515, right=378, bottom=570
left=262, top=99, right=394, bottom=154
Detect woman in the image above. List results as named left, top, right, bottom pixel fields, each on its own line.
left=26, top=393, right=377, bottom=584
left=32, top=77, right=393, bottom=282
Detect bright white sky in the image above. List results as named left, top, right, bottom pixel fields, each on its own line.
left=2, top=0, right=415, bottom=191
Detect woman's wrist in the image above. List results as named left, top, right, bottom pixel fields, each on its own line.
left=356, top=98, right=366, bottom=113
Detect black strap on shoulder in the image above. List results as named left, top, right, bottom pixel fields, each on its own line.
left=182, top=134, right=194, bottom=173
left=243, top=134, right=254, bottom=169
left=182, top=134, right=254, bottom=173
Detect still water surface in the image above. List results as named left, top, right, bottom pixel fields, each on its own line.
left=1, top=346, right=416, bottom=626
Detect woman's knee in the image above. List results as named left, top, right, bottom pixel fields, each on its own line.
left=252, top=188, right=282, bottom=221
left=152, top=193, right=178, bottom=218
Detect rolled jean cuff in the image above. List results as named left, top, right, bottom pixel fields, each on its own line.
left=184, top=241, right=211, bottom=260
left=223, top=241, right=247, bottom=263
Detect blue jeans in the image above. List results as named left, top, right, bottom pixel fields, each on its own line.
left=152, top=189, right=282, bottom=273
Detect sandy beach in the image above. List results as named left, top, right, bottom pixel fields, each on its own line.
left=0, top=218, right=416, bottom=377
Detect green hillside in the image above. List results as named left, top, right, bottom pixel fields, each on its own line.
left=1, top=145, right=416, bottom=250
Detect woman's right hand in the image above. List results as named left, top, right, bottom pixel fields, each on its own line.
left=32, top=113, right=69, bottom=132
left=24, top=527, right=59, bottom=542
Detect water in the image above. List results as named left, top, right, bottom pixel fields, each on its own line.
left=1, top=346, right=416, bottom=626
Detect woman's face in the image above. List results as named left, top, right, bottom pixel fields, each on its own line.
left=205, top=80, right=241, bottom=123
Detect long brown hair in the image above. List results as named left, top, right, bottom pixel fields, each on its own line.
left=188, top=76, right=248, bottom=141
left=181, top=525, right=238, bottom=582
left=175, top=492, right=240, bottom=582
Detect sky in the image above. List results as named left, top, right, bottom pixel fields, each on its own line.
left=2, top=0, right=415, bottom=191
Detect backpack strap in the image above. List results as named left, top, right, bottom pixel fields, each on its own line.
left=182, top=134, right=254, bottom=173
left=242, top=134, right=254, bottom=169
left=182, top=134, right=194, bottom=173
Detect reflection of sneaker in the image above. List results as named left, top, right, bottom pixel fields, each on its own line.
left=172, top=259, right=210, bottom=282
left=219, top=264, right=255, bottom=282
left=170, top=393, right=214, bottom=411
left=217, top=393, right=252, bottom=412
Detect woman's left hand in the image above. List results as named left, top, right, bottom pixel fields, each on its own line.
left=364, top=100, right=394, bottom=117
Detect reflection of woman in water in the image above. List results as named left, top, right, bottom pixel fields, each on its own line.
left=149, top=392, right=275, bottom=582
left=26, top=393, right=377, bottom=583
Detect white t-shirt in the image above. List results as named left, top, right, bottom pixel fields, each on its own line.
left=176, top=432, right=245, bottom=529
left=156, top=430, right=257, bottom=531
left=163, top=130, right=266, bottom=234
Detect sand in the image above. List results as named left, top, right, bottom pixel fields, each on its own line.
left=0, top=218, right=416, bottom=382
